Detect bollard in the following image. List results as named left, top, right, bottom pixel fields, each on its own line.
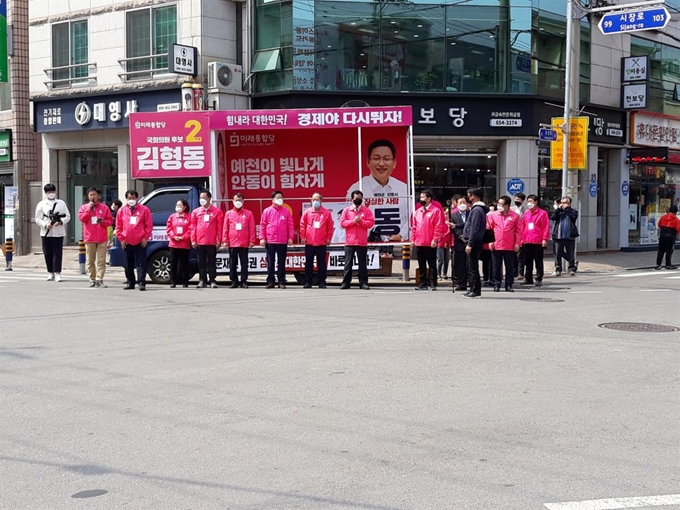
left=4, top=238, right=13, bottom=271
left=402, top=244, right=410, bottom=282
left=78, top=240, right=86, bottom=274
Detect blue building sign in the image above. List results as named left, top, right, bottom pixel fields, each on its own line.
left=507, top=178, right=525, bottom=195
left=622, top=180, right=629, bottom=197
left=33, top=88, right=181, bottom=133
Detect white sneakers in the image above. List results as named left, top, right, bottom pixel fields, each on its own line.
left=46, top=273, right=55, bottom=281
left=55, top=274, right=62, bottom=282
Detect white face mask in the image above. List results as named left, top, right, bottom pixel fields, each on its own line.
left=458, top=203, right=467, bottom=212
left=274, top=198, right=284, bottom=206
left=175, top=206, right=183, bottom=213
left=199, top=198, right=208, bottom=207
left=46, top=193, right=56, bottom=200
left=553, top=204, right=559, bottom=210
left=527, top=202, right=535, bottom=209
left=127, top=199, right=137, bottom=207
left=233, top=201, right=243, bottom=209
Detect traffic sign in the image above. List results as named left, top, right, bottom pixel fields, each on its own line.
left=598, top=6, right=670, bottom=35
left=539, top=128, right=559, bottom=142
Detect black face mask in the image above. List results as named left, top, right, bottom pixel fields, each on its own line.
left=353, top=198, right=362, bottom=206
left=419, top=199, right=427, bottom=207
left=514, top=201, right=522, bottom=206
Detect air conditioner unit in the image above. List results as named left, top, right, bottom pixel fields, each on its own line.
left=208, top=62, right=243, bottom=92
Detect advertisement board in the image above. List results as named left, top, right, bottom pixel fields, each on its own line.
left=550, top=117, right=589, bottom=170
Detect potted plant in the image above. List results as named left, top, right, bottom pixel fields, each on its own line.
left=415, top=70, right=438, bottom=90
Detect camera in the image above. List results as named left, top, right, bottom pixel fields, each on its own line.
left=47, top=211, right=66, bottom=225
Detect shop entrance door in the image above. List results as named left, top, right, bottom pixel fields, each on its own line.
left=596, top=152, right=608, bottom=249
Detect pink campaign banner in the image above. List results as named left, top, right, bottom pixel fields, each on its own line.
left=130, top=111, right=211, bottom=179
left=209, top=106, right=413, bottom=131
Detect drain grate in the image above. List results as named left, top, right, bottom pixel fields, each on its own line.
left=598, top=322, right=680, bottom=333
left=71, top=490, right=108, bottom=499
left=519, top=298, right=565, bottom=303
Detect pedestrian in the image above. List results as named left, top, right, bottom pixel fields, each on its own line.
left=191, top=190, right=224, bottom=289
left=78, top=187, right=113, bottom=288
left=116, top=190, right=152, bottom=290
left=520, top=194, right=550, bottom=287
left=222, top=193, right=256, bottom=288
left=412, top=189, right=446, bottom=291
left=511, top=192, right=527, bottom=279
left=260, top=190, right=294, bottom=289
left=655, top=204, right=680, bottom=270
left=340, top=190, right=375, bottom=290
left=551, top=196, right=579, bottom=276
left=487, top=195, right=521, bottom=292
left=481, top=201, right=496, bottom=287
left=108, top=199, right=123, bottom=247
left=35, top=183, right=71, bottom=282
left=448, top=196, right=469, bottom=292
left=437, top=229, right=451, bottom=280
left=300, top=192, right=334, bottom=288
left=461, top=188, right=488, bottom=298
left=166, top=199, right=192, bottom=288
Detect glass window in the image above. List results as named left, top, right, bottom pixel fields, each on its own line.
left=51, top=20, right=88, bottom=88
left=414, top=153, right=497, bottom=204
left=145, top=191, right=188, bottom=214
left=125, top=6, right=177, bottom=81
left=0, top=66, right=11, bottom=111
left=252, top=49, right=281, bottom=71
left=631, top=36, right=680, bottom=116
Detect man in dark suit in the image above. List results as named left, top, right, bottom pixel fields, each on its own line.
left=448, top=196, right=470, bottom=293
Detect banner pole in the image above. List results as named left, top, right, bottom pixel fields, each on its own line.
left=357, top=127, right=363, bottom=194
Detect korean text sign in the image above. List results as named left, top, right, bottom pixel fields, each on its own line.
left=550, top=117, right=589, bottom=170
left=130, top=112, right=211, bottom=179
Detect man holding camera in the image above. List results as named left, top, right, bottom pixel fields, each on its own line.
left=35, top=183, right=71, bottom=282
left=78, top=187, right=113, bottom=287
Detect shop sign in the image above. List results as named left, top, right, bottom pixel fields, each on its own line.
left=622, top=83, right=648, bottom=109
left=621, top=56, right=648, bottom=82
left=171, top=44, right=197, bottom=77
left=550, top=117, right=589, bottom=170
left=3, top=185, right=16, bottom=214
left=622, top=180, right=629, bottom=196
left=629, top=147, right=668, bottom=164
left=0, top=129, right=11, bottom=162
left=630, top=111, right=680, bottom=149
left=507, top=178, right=524, bottom=194
left=33, top=89, right=182, bottom=133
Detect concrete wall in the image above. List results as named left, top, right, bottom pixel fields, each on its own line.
left=497, top=139, right=539, bottom=199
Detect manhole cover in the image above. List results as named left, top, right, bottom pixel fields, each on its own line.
left=71, top=490, right=108, bottom=499
left=519, top=298, right=565, bottom=303
left=598, top=322, right=680, bottom=333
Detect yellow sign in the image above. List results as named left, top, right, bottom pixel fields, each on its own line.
left=550, top=116, right=589, bottom=170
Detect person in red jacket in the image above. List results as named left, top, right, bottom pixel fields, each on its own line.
left=412, top=189, right=447, bottom=291
left=340, top=190, right=376, bottom=289
left=656, top=204, right=680, bottom=270
left=78, top=187, right=113, bottom=288
left=191, top=190, right=224, bottom=289
left=116, top=189, right=153, bottom=290
left=222, top=193, right=256, bottom=288
left=300, top=192, right=334, bottom=289
left=520, top=194, right=550, bottom=286
left=166, top=199, right=192, bottom=288
left=487, top=195, right=522, bottom=292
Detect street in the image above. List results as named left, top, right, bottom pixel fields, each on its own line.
left=1, top=267, right=678, bottom=510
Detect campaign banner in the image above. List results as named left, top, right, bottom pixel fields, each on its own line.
left=210, top=106, right=412, bottom=131
left=218, top=125, right=410, bottom=242
left=214, top=250, right=380, bottom=273
left=130, top=112, right=211, bottom=179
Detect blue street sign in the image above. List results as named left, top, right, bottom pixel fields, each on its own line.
left=539, top=128, right=559, bottom=142
left=507, top=178, right=525, bottom=194
left=622, top=180, right=629, bottom=197
left=589, top=182, right=598, bottom=198
left=599, top=7, right=670, bottom=35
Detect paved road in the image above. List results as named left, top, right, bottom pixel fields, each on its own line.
left=1, top=268, right=678, bottom=509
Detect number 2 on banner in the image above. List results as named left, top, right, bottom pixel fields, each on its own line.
left=185, top=120, right=203, bottom=142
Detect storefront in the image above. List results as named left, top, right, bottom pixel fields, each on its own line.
left=0, top=129, right=14, bottom=243
left=32, top=88, right=181, bottom=244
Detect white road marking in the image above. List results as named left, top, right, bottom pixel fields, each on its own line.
left=374, top=291, right=414, bottom=294
left=569, top=291, right=602, bottom=294
left=611, top=271, right=665, bottom=278
left=544, top=493, right=680, bottom=509
left=665, top=276, right=680, bottom=279
left=639, top=289, right=673, bottom=292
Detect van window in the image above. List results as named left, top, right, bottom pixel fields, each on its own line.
left=145, top=191, right=188, bottom=214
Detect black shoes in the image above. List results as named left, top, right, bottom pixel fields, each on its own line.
left=229, top=283, right=239, bottom=289
left=415, top=284, right=428, bottom=291
left=505, top=287, right=514, bottom=293
left=493, top=285, right=500, bottom=292
left=242, top=283, right=249, bottom=289
left=454, top=286, right=467, bottom=292
left=124, top=282, right=135, bottom=290
left=430, top=287, right=437, bottom=291
left=266, top=283, right=275, bottom=289
left=521, top=280, right=534, bottom=286
left=303, top=284, right=312, bottom=289
left=462, top=291, right=481, bottom=299
left=318, top=283, right=327, bottom=288
left=360, top=284, right=370, bottom=290
left=667, top=265, right=677, bottom=270
left=170, top=283, right=176, bottom=288
left=210, top=282, right=218, bottom=289
left=535, top=280, right=543, bottom=287
left=139, top=283, right=146, bottom=291
left=196, top=281, right=206, bottom=289
left=340, top=283, right=350, bottom=289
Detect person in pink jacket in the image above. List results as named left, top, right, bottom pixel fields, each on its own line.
left=520, top=194, right=550, bottom=287
left=78, top=187, right=113, bottom=288
left=116, top=189, right=153, bottom=290
left=191, top=190, right=224, bottom=289
left=259, top=190, right=294, bottom=288
left=486, top=195, right=522, bottom=292
left=412, top=189, right=447, bottom=291
left=300, top=192, right=334, bottom=289
left=166, top=199, right=192, bottom=288
left=340, top=190, right=376, bottom=290
left=221, top=193, right=256, bottom=289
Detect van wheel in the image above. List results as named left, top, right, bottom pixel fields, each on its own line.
left=148, top=250, right=171, bottom=284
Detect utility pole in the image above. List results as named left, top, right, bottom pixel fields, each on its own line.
left=561, top=0, right=581, bottom=203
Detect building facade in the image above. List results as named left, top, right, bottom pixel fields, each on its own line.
left=29, top=0, right=247, bottom=247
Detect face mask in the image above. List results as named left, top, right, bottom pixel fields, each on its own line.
left=127, top=199, right=137, bottom=207
left=514, top=201, right=522, bottom=206
left=312, top=200, right=321, bottom=209
left=46, top=193, right=56, bottom=200
left=233, top=201, right=243, bottom=209
left=527, top=202, right=535, bottom=209
left=419, top=199, right=427, bottom=207
left=554, top=204, right=559, bottom=210
left=111, top=206, right=115, bottom=211
left=199, top=198, right=208, bottom=207
left=274, top=198, right=284, bottom=207
left=458, top=203, right=467, bottom=212
left=175, top=206, right=183, bottom=213
left=353, top=198, right=363, bottom=207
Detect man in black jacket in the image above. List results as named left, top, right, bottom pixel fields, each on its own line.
left=448, top=196, right=470, bottom=292
left=551, top=196, right=579, bottom=276
left=462, top=188, right=488, bottom=298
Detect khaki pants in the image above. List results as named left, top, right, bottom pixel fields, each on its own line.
left=86, top=242, right=108, bottom=282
